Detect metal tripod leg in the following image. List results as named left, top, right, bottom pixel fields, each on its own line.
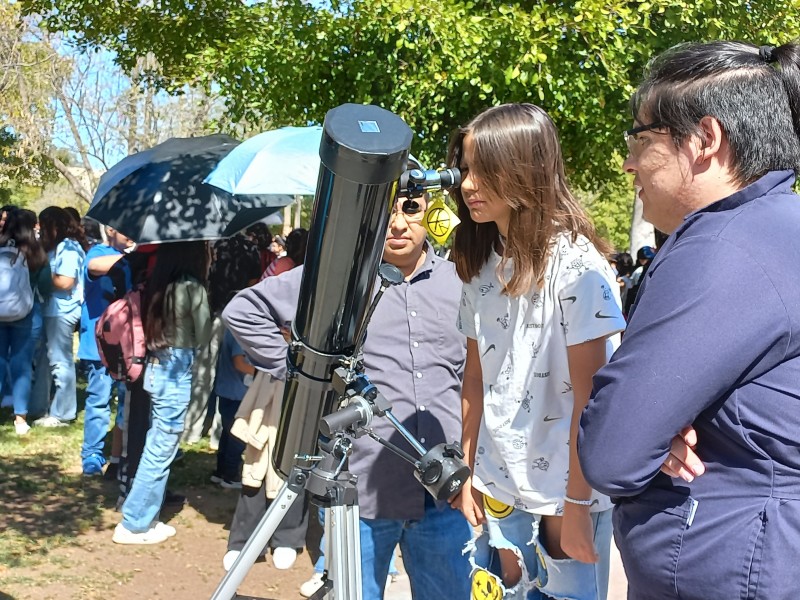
left=324, top=502, right=362, bottom=600
left=211, top=471, right=304, bottom=600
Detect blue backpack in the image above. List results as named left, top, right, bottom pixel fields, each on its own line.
left=0, top=245, right=33, bottom=322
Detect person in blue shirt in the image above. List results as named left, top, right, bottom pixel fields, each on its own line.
left=34, top=207, right=88, bottom=427
left=78, top=225, right=134, bottom=475
left=212, top=328, right=254, bottom=489
left=0, top=208, right=48, bottom=435
left=579, top=41, right=800, bottom=600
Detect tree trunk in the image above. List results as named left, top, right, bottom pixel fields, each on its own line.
left=54, top=87, right=97, bottom=190
left=293, top=196, right=301, bottom=229
left=126, top=59, right=143, bottom=154
left=629, top=192, right=654, bottom=256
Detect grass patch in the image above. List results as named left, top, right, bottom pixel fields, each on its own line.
left=169, top=437, right=218, bottom=488
left=0, top=381, right=113, bottom=569
left=0, top=370, right=223, bottom=572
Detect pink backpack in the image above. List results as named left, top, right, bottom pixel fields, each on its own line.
left=95, top=286, right=147, bottom=383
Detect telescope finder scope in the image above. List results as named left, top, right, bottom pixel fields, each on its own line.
left=398, top=167, right=461, bottom=199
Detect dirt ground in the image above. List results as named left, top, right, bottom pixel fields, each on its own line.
left=0, top=477, right=318, bottom=600
left=0, top=442, right=626, bottom=600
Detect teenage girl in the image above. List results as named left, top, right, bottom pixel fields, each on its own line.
left=0, top=209, right=48, bottom=434
left=449, top=103, right=626, bottom=599
left=114, top=241, right=211, bottom=544
left=35, top=206, right=88, bottom=426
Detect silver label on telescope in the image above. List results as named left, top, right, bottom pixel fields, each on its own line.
left=358, top=120, right=381, bottom=133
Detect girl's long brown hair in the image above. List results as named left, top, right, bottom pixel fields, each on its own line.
left=38, top=206, right=90, bottom=253
left=144, top=241, right=209, bottom=350
left=0, top=209, right=48, bottom=272
left=449, top=103, right=610, bottom=296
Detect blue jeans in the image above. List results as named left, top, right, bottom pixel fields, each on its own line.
left=43, top=306, right=81, bottom=421
left=470, top=502, right=613, bottom=600
left=0, top=310, right=34, bottom=416
left=359, top=496, right=472, bottom=600
left=121, top=347, right=195, bottom=532
left=313, top=510, right=404, bottom=577
left=81, top=359, right=123, bottom=461
left=216, top=396, right=245, bottom=481
left=28, top=302, right=49, bottom=418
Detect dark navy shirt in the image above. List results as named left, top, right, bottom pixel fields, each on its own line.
left=579, top=171, right=800, bottom=599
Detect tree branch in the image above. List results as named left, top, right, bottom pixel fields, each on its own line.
left=46, top=151, right=92, bottom=205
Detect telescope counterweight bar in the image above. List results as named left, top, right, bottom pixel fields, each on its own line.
left=383, top=410, right=428, bottom=456
left=367, top=432, right=421, bottom=467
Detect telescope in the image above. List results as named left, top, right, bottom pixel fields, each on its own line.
left=213, top=104, right=469, bottom=600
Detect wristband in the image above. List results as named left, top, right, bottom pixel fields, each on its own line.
left=564, top=496, right=593, bottom=506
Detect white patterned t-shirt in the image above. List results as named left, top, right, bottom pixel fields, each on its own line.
left=458, top=233, right=626, bottom=515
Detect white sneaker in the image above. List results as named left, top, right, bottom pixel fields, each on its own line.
left=152, top=521, right=176, bottom=538
left=15, top=421, right=31, bottom=436
left=223, top=550, right=240, bottom=572
left=112, top=522, right=169, bottom=545
left=34, top=416, right=68, bottom=428
left=299, top=572, right=325, bottom=598
left=272, top=546, right=297, bottom=570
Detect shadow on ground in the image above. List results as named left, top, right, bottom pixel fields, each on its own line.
left=167, top=444, right=241, bottom=526
left=0, top=451, right=113, bottom=567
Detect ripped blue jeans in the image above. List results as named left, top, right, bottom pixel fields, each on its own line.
left=468, top=498, right=612, bottom=600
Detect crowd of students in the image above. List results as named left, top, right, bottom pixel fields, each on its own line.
left=0, top=205, right=89, bottom=434
left=0, top=206, right=310, bottom=544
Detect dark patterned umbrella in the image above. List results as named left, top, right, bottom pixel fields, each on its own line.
left=87, top=135, right=293, bottom=244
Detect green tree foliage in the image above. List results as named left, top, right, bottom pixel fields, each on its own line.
left=579, top=180, right=636, bottom=251
left=21, top=0, right=800, bottom=244
left=0, top=3, right=68, bottom=191
left=0, top=128, right=22, bottom=202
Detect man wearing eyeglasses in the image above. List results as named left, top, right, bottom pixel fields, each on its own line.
left=579, top=41, right=800, bottom=599
left=222, top=184, right=472, bottom=599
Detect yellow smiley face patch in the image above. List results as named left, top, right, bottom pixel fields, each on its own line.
left=483, top=496, right=513, bottom=519
left=471, top=567, right=504, bottom=600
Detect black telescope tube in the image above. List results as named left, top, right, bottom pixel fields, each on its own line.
left=273, top=104, right=413, bottom=478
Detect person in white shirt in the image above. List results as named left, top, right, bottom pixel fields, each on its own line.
left=448, top=103, right=626, bottom=600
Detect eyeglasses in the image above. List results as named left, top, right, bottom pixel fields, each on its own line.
left=624, top=121, right=666, bottom=157
left=390, top=199, right=425, bottom=223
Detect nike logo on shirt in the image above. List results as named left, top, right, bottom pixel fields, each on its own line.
left=482, top=344, right=496, bottom=357
left=562, top=296, right=577, bottom=304
left=595, top=311, right=616, bottom=319
left=543, top=415, right=563, bottom=422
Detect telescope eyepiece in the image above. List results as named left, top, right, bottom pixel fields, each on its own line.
left=437, top=167, right=461, bottom=189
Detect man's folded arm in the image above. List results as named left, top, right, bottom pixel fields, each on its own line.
left=578, top=236, right=789, bottom=496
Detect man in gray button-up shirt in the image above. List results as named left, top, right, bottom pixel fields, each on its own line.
left=223, top=194, right=471, bottom=599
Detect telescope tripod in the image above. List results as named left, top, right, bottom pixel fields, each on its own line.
left=210, top=382, right=469, bottom=600
left=211, top=434, right=363, bottom=600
